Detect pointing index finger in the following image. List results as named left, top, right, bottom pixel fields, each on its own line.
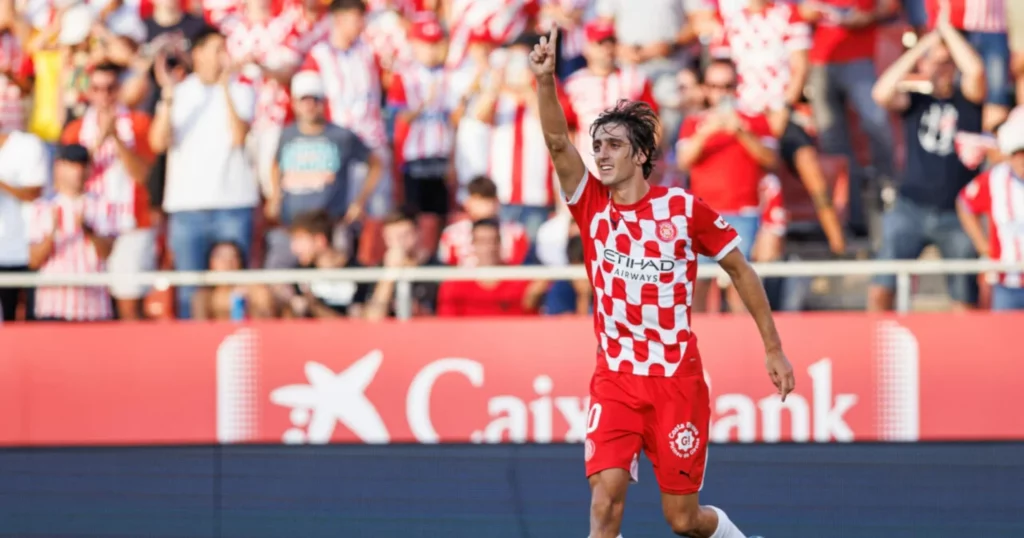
left=549, top=26, right=559, bottom=47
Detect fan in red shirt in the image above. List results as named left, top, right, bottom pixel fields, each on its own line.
left=436, top=218, right=543, bottom=317
left=528, top=28, right=793, bottom=538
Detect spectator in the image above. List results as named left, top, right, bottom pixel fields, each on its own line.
left=27, top=144, right=118, bottom=322
left=541, top=231, right=591, bottom=315
left=0, top=17, right=32, bottom=134
left=538, top=0, right=590, bottom=78
left=62, top=62, right=156, bottom=320
left=140, top=0, right=207, bottom=115
left=225, top=0, right=303, bottom=202
left=444, top=0, right=539, bottom=69
left=473, top=33, right=570, bottom=239
left=924, top=0, right=1011, bottom=132
left=387, top=14, right=453, bottom=252
left=957, top=118, right=1024, bottom=310
left=364, top=209, right=438, bottom=320
left=710, top=0, right=847, bottom=255
left=869, top=21, right=985, bottom=311
left=149, top=25, right=259, bottom=319
left=800, top=0, right=898, bottom=238
left=265, top=70, right=382, bottom=269
left=286, top=209, right=371, bottom=318
left=437, top=218, right=545, bottom=316
left=564, top=19, right=658, bottom=176
left=595, top=0, right=699, bottom=116
left=191, top=240, right=276, bottom=319
left=450, top=26, right=500, bottom=201
left=0, top=124, right=49, bottom=322
left=283, top=0, right=331, bottom=58
left=438, top=175, right=530, bottom=267
left=301, top=0, right=392, bottom=222
left=677, top=58, right=776, bottom=312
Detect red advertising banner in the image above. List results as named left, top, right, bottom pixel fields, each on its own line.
left=0, top=313, right=1022, bottom=446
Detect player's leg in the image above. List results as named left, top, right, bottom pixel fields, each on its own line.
left=585, top=371, right=644, bottom=538
left=649, top=375, right=748, bottom=537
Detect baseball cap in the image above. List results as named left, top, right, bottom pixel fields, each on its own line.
left=408, top=15, right=444, bottom=44
left=998, top=116, right=1024, bottom=156
left=584, top=20, right=616, bottom=43
left=58, top=3, right=97, bottom=46
left=106, top=11, right=147, bottom=44
left=56, top=143, right=91, bottom=164
left=291, top=71, right=325, bottom=99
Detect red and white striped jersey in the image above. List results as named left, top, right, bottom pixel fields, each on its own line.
left=364, top=8, right=415, bottom=72
left=563, top=66, right=657, bottom=174
left=925, top=0, right=1006, bottom=33
left=538, top=0, right=589, bottom=59
left=62, top=107, right=155, bottom=230
left=0, top=32, right=29, bottom=132
left=203, top=0, right=244, bottom=27
left=567, top=177, right=740, bottom=377
left=489, top=96, right=556, bottom=207
left=282, top=6, right=331, bottom=57
left=387, top=63, right=456, bottom=161
left=438, top=217, right=531, bottom=266
left=225, top=15, right=301, bottom=129
left=759, top=173, right=787, bottom=236
left=301, top=40, right=388, bottom=150
left=28, top=193, right=120, bottom=321
left=959, top=163, right=1024, bottom=287
left=712, top=2, right=810, bottom=114
left=446, top=0, right=540, bottom=67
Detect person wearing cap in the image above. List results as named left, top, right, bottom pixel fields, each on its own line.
left=264, top=70, right=382, bottom=273
left=149, top=25, right=258, bottom=319
left=387, top=13, right=453, bottom=252
left=27, top=144, right=119, bottom=322
left=957, top=118, right=1024, bottom=311
left=564, top=19, right=657, bottom=177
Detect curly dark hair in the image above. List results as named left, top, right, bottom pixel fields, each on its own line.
left=589, top=99, right=662, bottom=179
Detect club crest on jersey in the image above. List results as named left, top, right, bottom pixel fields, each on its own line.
left=656, top=220, right=677, bottom=242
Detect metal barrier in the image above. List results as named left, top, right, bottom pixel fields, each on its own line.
left=0, top=259, right=1022, bottom=317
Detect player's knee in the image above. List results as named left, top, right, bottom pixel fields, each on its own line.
left=664, top=507, right=701, bottom=536
left=590, top=486, right=626, bottom=529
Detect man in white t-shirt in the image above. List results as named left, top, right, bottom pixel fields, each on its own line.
left=149, top=25, right=258, bottom=319
left=0, top=128, right=50, bottom=321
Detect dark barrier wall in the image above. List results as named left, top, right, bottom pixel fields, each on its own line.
left=1, top=443, right=1022, bottom=538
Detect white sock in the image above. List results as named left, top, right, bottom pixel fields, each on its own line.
left=708, top=506, right=746, bottom=538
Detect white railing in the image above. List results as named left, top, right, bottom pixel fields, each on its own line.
left=0, top=259, right=1021, bottom=317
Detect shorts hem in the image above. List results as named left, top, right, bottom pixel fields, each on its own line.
left=585, top=462, right=633, bottom=480
left=659, top=486, right=701, bottom=496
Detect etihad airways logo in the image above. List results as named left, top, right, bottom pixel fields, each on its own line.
left=602, top=249, right=676, bottom=283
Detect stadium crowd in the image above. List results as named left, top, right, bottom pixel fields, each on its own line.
left=0, top=0, right=1023, bottom=322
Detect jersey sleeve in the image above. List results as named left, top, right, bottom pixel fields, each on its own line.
left=565, top=173, right=609, bottom=237
left=958, top=170, right=991, bottom=215
left=691, top=196, right=741, bottom=260
left=783, top=5, right=812, bottom=52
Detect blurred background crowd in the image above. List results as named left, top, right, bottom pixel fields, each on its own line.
left=0, top=0, right=1023, bottom=323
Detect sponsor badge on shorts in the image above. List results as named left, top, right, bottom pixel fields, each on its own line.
left=656, top=220, right=677, bottom=242
left=668, top=422, right=701, bottom=459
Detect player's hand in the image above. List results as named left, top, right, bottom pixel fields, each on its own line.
left=765, top=349, right=795, bottom=401
left=528, top=27, right=558, bottom=78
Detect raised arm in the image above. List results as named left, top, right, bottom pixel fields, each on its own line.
left=872, top=31, right=941, bottom=111
left=529, top=28, right=587, bottom=196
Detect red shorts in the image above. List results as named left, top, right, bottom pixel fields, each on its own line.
left=583, top=368, right=711, bottom=495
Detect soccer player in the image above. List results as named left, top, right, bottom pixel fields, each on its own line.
left=528, top=28, right=795, bottom=538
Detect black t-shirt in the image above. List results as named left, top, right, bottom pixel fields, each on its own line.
left=296, top=258, right=372, bottom=317
left=141, top=15, right=207, bottom=115
left=900, top=90, right=983, bottom=211
left=365, top=257, right=441, bottom=317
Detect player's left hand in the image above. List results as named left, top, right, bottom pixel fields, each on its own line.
left=765, top=350, right=795, bottom=401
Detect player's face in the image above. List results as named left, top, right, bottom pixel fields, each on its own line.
left=471, top=225, right=501, bottom=266
left=703, top=64, right=737, bottom=107
left=592, top=122, right=643, bottom=187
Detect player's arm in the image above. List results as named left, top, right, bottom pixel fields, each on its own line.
left=530, top=28, right=587, bottom=197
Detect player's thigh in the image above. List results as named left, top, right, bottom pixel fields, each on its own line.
left=644, top=374, right=711, bottom=497
left=586, top=373, right=644, bottom=483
